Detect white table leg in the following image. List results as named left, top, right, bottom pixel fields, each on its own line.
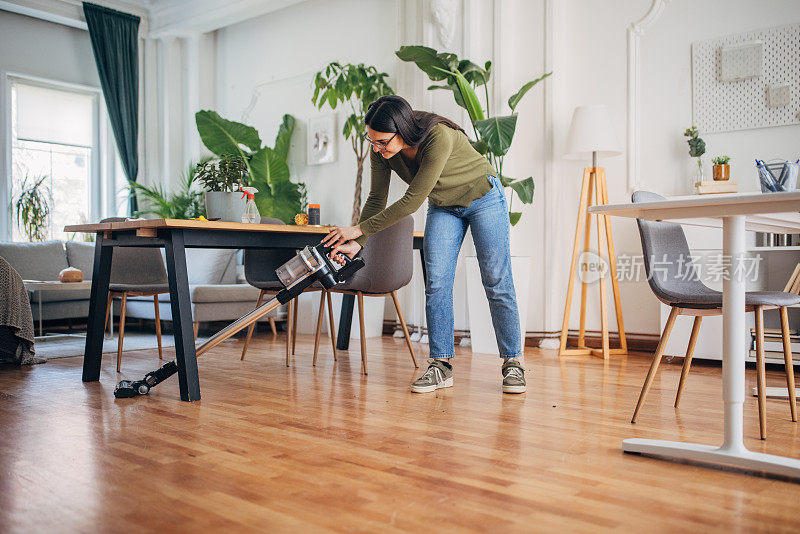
left=623, top=215, right=800, bottom=479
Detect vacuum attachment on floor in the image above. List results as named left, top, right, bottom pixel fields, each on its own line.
left=113, top=243, right=364, bottom=399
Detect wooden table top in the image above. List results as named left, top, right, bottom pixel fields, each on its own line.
left=65, top=218, right=424, bottom=238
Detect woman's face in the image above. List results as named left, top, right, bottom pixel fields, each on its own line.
left=366, top=126, right=405, bottom=159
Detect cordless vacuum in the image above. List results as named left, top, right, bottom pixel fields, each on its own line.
left=114, top=244, right=363, bottom=398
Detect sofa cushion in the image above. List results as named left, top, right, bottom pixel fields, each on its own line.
left=65, top=241, right=96, bottom=278
left=0, top=240, right=68, bottom=281
left=185, top=249, right=237, bottom=285
left=128, top=283, right=262, bottom=304
left=28, top=288, right=91, bottom=303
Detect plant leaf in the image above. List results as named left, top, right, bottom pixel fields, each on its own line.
left=507, top=72, right=552, bottom=113
left=471, top=139, right=489, bottom=155
left=509, top=212, right=522, bottom=226
left=195, top=110, right=261, bottom=158
left=474, top=115, right=517, bottom=156
left=254, top=179, right=303, bottom=224
left=449, top=68, right=485, bottom=121
left=509, top=177, right=535, bottom=204
left=273, top=114, right=295, bottom=162
left=396, top=45, right=452, bottom=81
left=250, top=147, right=290, bottom=196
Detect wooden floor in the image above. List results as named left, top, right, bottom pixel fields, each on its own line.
left=1, top=330, right=799, bottom=533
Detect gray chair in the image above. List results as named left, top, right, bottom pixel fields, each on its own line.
left=101, top=217, right=170, bottom=372
left=315, top=216, right=418, bottom=375
left=241, top=217, right=335, bottom=365
left=631, top=191, right=799, bottom=439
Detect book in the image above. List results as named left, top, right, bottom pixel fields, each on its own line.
left=696, top=180, right=738, bottom=194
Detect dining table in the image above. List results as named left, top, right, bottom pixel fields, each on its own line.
left=590, top=190, right=800, bottom=478
left=64, top=219, right=425, bottom=402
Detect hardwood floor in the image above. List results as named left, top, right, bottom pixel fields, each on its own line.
left=1, top=332, right=799, bottom=533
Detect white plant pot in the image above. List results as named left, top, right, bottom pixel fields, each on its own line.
left=465, top=256, right=531, bottom=355
left=205, top=191, right=245, bottom=222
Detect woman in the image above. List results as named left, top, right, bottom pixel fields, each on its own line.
left=322, top=95, right=524, bottom=394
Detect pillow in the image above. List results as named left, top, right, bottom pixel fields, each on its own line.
left=0, top=240, right=68, bottom=281
left=184, top=248, right=236, bottom=285
left=65, top=241, right=96, bottom=278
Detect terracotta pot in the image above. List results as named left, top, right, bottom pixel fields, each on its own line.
left=712, top=164, right=730, bottom=181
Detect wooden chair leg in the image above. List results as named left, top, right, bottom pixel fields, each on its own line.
left=291, top=297, right=299, bottom=355
left=104, top=292, right=113, bottom=331
left=632, top=306, right=679, bottom=423
left=116, top=294, right=128, bottom=373
left=755, top=306, right=767, bottom=440
left=154, top=295, right=163, bottom=360
left=193, top=322, right=199, bottom=340
left=675, top=316, right=702, bottom=408
left=391, top=291, right=418, bottom=369
left=313, top=291, right=326, bottom=366
left=779, top=306, right=797, bottom=422
left=285, top=299, right=293, bottom=367
left=269, top=317, right=277, bottom=336
left=326, top=290, right=337, bottom=361
left=357, top=292, right=367, bottom=375
left=241, top=290, right=265, bottom=361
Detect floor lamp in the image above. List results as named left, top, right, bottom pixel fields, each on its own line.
left=558, top=105, right=627, bottom=359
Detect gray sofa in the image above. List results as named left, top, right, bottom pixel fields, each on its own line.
left=0, top=240, right=274, bottom=328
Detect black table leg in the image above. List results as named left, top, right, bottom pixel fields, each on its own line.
left=336, top=294, right=355, bottom=350
left=419, top=247, right=427, bottom=286
left=82, top=233, right=113, bottom=382
left=164, top=229, right=201, bottom=401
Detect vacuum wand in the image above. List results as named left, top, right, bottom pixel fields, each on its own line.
left=114, top=243, right=363, bottom=399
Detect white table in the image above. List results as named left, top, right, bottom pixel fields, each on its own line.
left=590, top=191, right=800, bottom=478
left=23, top=280, right=93, bottom=339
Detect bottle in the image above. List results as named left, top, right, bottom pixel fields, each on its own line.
left=240, top=187, right=260, bottom=223
left=308, top=204, right=320, bottom=225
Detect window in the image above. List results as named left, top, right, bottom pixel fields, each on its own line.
left=7, top=77, right=120, bottom=242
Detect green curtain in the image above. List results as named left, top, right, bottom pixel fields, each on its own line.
left=83, top=2, right=140, bottom=214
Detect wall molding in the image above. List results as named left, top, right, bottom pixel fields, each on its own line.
left=626, top=0, right=670, bottom=192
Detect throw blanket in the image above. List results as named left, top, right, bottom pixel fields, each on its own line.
left=0, top=257, right=40, bottom=364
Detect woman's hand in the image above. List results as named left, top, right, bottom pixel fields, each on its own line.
left=329, top=240, right=362, bottom=265
left=322, top=225, right=363, bottom=248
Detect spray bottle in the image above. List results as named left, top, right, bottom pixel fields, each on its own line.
left=240, top=187, right=260, bottom=223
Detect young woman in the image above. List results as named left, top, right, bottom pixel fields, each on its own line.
left=321, top=95, right=524, bottom=394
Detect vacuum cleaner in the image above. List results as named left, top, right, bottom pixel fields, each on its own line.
left=114, top=243, right=363, bottom=398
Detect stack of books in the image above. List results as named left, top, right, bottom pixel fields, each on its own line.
left=749, top=328, right=799, bottom=361
left=696, top=180, right=738, bottom=194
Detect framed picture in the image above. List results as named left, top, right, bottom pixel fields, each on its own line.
left=307, top=115, right=336, bottom=165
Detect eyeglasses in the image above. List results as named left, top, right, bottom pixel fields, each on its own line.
left=362, top=132, right=396, bottom=149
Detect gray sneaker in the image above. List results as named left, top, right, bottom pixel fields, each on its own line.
left=502, top=359, right=526, bottom=394
left=410, top=359, right=453, bottom=393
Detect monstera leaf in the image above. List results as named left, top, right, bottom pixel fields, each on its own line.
left=254, top=179, right=303, bottom=224
left=474, top=115, right=518, bottom=157
left=273, top=114, right=295, bottom=162
left=195, top=110, right=261, bottom=159
left=250, top=147, right=289, bottom=195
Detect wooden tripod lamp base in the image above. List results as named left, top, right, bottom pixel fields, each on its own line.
left=558, top=166, right=627, bottom=359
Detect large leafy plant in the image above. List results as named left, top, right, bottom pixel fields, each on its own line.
left=195, top=154, right=248, bottom=192
left=14, top=174, right=51, bottom=241
left=129, top=158, right=208, bottom=219
left=195, top=111, right=303, bottom=223
left=397, top=45, right=551, bottom=225
left=311, top=62, right=394, bottom=225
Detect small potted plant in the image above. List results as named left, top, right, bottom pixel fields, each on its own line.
left=14, top=174, right=52, bottom=241
left=196, top=154, right=248, bottom=222
left=712, top=155, right=730, bottom=181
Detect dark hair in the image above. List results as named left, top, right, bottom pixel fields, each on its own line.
left=364, top=95, right=465, bottom=147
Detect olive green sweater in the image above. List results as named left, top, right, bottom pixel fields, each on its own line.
left=355, top=123, right=496, bottom=246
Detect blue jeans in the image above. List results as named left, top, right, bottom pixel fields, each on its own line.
left=424, top=175, right=522, bottom=360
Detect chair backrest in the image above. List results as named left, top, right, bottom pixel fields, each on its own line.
left=632, top=191, right=710, bottom=304
left=101, top=217, right=168, bottom=286
left=337, top=216, right=414, bottom=294
left=243, top=217, right=297, bottom=285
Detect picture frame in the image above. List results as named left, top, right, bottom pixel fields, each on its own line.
left=307, top=115, right=336, bottom=165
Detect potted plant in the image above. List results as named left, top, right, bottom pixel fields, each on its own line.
left=129, top=158, right=208, bottom=219
left=712, top=155, right=730, bottom=181
left=684, top=125, right=706, bottom=190
left=195, top=154, right=249, bottom=222
left=311, top=62, right=394, bottom=225
left=14, top=174, right=51, bottom=241
left=195, top=111, right=304, bottom=223
left=397, top=45, right=550, bottom=354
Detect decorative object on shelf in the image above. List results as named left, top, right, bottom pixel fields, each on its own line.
left=558, top=104, right=627, bottom=359
left=294, top=213, right=308, bottom=226
left=712, top=155, right=730, bottom=181
left=14, top=174, right=51, bottom=242
left=58, top=267, right=83, bottom=283
left=684, top=125, right=706, bottom=193
left=129, top=158, right=208, bottom=219
left=195, top=111, right=304, bottom=224
left=697, top=180, right=737, bottom=195
left=757, top=159, right=799, bottom=193
left=307, top=204, right=320, bottom=225
left=240, top=187, right=260, bottom=224
left=312, top=62, right=394, bottom=225
left=196, top=154, right=249, bottom=222
left=692, top=24, right=800, bottom=133
left=396, top=45, right=547, bottom=226
left=307, top=115, right=336, bottom=165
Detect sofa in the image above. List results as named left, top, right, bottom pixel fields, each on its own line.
left=0, top=240, right=276, bottom=328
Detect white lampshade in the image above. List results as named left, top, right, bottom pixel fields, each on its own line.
left=564, top=104, right=621, bottom=160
